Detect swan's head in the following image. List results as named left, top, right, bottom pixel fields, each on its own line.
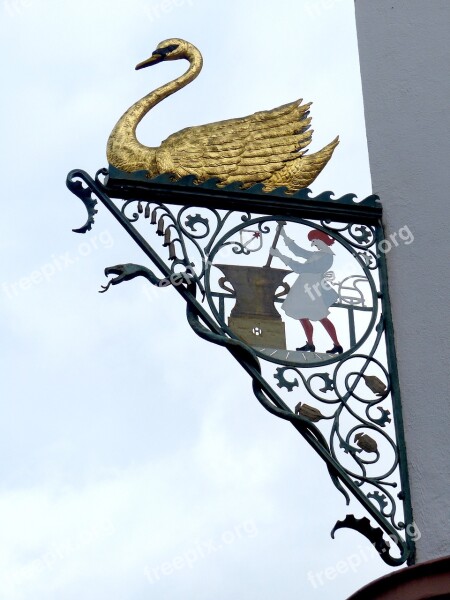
left=135, top=38, right=197, bottom=69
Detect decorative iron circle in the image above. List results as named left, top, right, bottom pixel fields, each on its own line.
left=204, top=216, right=379, bottom=368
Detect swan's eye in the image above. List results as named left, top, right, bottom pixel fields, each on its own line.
left=157, top=44, right=179, bottom=57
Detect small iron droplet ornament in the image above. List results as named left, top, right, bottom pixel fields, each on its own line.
left=362, top=375, right=387, bottom=396
left=354, top=432, right=378, bottom=453
left=295, top=402, right=325, bottom=423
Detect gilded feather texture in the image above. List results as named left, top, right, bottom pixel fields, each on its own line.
left=107, top=39, right=339, bottom=192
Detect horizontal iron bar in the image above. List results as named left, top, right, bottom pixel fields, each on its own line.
left=105, top=175, right=382, bottom=225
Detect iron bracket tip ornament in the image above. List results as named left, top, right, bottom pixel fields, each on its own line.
left=66, top=167, right=415, bottom=567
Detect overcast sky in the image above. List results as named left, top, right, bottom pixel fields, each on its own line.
left=0, top=1, right=395, bottom=598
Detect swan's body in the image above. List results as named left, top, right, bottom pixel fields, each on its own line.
left=107, top=38, right=339, bottom=192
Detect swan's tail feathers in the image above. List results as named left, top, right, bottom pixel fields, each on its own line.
left=263, top=136, right=339, bottom=193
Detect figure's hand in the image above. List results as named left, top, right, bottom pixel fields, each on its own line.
left=269, top=248, right=282, bottom=259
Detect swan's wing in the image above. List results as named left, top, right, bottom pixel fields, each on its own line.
left=157, top=100, right=315, bottom=185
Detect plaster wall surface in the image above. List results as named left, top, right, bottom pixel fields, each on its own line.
left=354, top=0, right=450, bottom=562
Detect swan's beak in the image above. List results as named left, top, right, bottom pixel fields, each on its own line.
left=135, top=43, right=179, bottom=69
left=135, top=52, right=163, bottom=70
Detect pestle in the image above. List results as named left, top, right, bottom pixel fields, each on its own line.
left=265, top=221, right=287, bottom=268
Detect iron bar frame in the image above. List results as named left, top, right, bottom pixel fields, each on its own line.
left=66, top=167, right=415, bottom=566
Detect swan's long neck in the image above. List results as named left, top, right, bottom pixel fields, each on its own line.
left=107, top=47, right=202, bottom=174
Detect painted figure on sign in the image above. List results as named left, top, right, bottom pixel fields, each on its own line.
left=269, top=229, right=343, bottom=354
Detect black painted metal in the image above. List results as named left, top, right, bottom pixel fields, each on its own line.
left=105, top=167, right=383, bottom=225
left=377, top=226, right=416, bottom=565
left=66, top=167, right=414, bottom=566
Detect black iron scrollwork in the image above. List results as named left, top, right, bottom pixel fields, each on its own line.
left=66, top=168, right=414, bottom=567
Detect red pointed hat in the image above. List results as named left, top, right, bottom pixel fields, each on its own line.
left=307, top=229, right=335, bottom=246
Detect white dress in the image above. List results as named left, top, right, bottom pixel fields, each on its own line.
left=277, top=237, right=338, bottom=321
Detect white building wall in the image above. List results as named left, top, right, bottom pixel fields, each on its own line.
left=354, top=0, right=450, bottom=562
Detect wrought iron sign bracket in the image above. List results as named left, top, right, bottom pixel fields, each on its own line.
left=67, top=167, right=415, bottom=567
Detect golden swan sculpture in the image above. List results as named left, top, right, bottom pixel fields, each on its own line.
left=107, top=38, right=339, bottom=192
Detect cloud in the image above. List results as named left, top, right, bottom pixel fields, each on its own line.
left=0, top=1, right=390, bottom=598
